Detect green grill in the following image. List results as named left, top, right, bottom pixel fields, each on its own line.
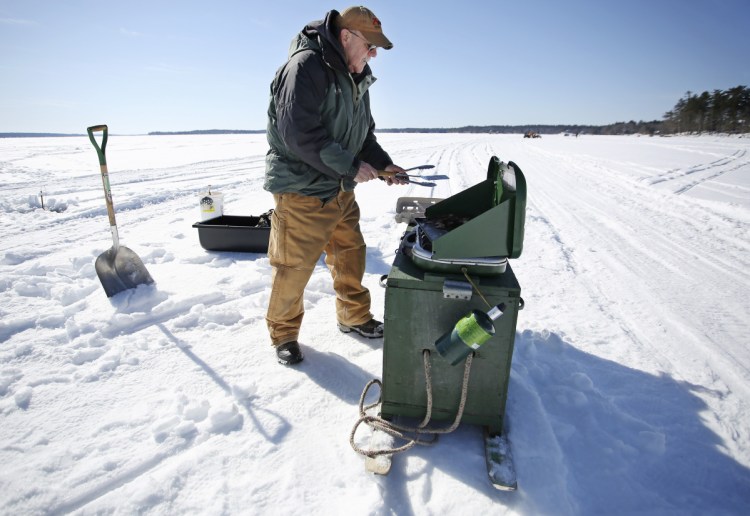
left=416, top=157, right=526, bottom=260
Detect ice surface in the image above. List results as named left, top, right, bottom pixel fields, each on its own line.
left=1, top=133, right=749, bottom=514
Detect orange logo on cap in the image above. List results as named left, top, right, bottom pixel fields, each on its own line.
left=371, top=16, right=381, bottom=28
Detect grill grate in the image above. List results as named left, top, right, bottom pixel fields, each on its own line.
left=415, top=215, right=472, bottom=253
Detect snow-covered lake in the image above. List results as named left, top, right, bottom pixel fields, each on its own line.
left=1, top=133, right=749, bottom=514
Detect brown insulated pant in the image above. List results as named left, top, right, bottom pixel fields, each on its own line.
left=265, top=190, right=372, bottom=346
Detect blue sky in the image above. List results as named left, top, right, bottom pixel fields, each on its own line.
left=1, top=0, right=749, bottom=134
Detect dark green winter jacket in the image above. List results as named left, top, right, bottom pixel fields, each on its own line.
left=264, top=10, right=393, bottom=201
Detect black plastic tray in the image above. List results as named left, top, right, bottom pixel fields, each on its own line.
left=192, top=215, right=270, bottom=253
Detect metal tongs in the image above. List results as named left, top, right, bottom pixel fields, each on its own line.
left=378, top=165, right=448, bottom=187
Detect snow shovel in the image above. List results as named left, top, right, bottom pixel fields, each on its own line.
left=87, top=125, right=154, bottom=297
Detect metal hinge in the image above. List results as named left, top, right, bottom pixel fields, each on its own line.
left=443, top=280, right=472, bottom=300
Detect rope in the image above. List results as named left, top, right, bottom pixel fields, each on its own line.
left=461, top=267, right=492, bottom=309
left=349, top=349, right=474, bottom=459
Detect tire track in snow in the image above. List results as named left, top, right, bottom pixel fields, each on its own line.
left=642, top=148, right=749, bottom=195
left=644, top=149, right=743, bottom=184
left=674, top=156, right=748, bottom=195
left=523, top=142, right=749, bottom=282
left=516, top=142, right=750, bottom=399
left=507, top=144, right=750, bottom=488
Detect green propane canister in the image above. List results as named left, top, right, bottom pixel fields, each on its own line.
left=435, top=303, right=507, bottom=366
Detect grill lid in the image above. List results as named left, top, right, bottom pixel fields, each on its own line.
left=417, top=156, right=526, bottom=260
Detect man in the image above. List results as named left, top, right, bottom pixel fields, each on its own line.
left=264, top=6, right=406, bottom=365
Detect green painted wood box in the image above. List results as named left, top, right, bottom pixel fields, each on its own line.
left=381, top=156, right=525, bottom=434
left=380, top=251, right=522, bottom=435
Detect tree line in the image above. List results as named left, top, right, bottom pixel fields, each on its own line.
left=4, top=86, right=747, bottom=138
left=378, top=123, right=665, bottom=136
left=662, top=86, right=749, bottom=134
left=380, top=85, right=749, bottom=136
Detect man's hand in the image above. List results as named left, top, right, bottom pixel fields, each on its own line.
left=382, top=164, right=409, bottom=186
left=354, top=162, right=380, bottom=183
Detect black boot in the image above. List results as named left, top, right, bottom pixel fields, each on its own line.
left=276, top=341, right=304, bottom=365
left=338, top=318, right=384, bottom=338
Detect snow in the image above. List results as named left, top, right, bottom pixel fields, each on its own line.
left=2, top=132, right=750, bottom=514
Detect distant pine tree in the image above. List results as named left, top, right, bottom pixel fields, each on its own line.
left=663, top=86, right=749, bottom=134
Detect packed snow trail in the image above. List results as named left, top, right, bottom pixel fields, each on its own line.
left=1, top=133, right=749, bottom=514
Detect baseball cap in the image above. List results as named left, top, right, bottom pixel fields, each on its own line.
left=338, top=6, right=393, bottom=50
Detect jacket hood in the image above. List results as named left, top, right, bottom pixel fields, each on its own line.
left=292, top=10, right=372, bottom=78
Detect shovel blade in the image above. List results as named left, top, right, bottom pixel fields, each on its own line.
left=95, top=246, right=154, bottom=297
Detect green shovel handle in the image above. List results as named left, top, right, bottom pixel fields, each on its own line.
left=87, top=124, right=119, bottom=238
left=87, top=125, right=109, bottom=166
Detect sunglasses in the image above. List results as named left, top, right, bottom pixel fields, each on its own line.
left=347, top=29, right=376, bottom=51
